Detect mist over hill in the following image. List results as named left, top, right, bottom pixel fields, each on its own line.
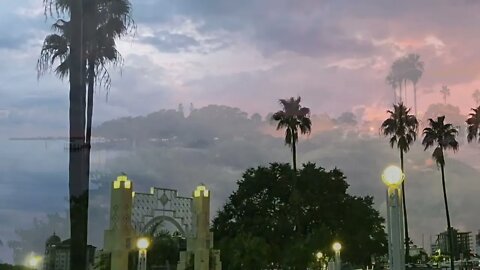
left=3, top=103, right=480, bottom=264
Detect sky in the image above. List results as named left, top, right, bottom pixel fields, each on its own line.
left=1, top=0, right=480, bottom=138
left=1, top=0, right=480, bottom=264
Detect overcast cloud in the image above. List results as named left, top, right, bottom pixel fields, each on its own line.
left=1, top=0, right=480, bottom=264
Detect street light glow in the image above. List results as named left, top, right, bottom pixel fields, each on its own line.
left=382, top=165, right=404, bottom=187
left=136, top=237, right=150, bottom=250
left=332, top=242, right=342, bottom=252
left=27, top=255, right=41, bottom=268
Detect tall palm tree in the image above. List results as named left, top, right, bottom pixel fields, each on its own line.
left=271, top=97, right=312, bottom=171
left=473, top=89, right=480, bottom=106
left=466, top=106, right=480, bottom=143
left=42, top=0, right=87, bottom=269
left=422, top=116, right=459, bottom=270
left=386, top=72, right=399, bottom=104
left=391, top=58, right=407, bottom=103
left=40, top=1, right=133, bottom=269
left=405, top=54, right=424, bottom=117
left=440, top=85, right=450, bottom=104
left=380, top=102, right=419, bottom=262
left=39, top=0, right=133, bottom=147
left=390, top=56, right=415, bottom=104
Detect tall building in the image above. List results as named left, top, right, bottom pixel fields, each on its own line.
left=103, top=175, right=136, bottom=270
left=132, top=187, right=192, bottom=236
left=432, top=228, right=472, bottom=259
left=475, top=231, right=480, bottom=255
left=177, top=185, right=221, bottom=270
left=42, top=233, right=96, bottom=270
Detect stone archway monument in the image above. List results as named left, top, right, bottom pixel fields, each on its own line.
left=177, top=185, right=222, bottom=270
left=132, top=187, right=193, bottom=237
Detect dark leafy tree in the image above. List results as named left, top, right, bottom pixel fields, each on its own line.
left=422, top=116, right=459, bottom=270
left=271, top=97, right=312, bottom=172
left=380, top=102, right=418, bottom=262
left=147, top=231, right=181, bottom=269
left=213, top=163, right=387, bottom=269
left=0, top=264, right=32, bottom=270
left=466, top=106, right=480, bottom=143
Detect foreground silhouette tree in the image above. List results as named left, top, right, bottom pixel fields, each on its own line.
left=466, top=106, right=480, bottom=143
left=38, top=0, right=133, bottom=169
left=213, top=163, right=387, bottom=269
left=40, top=1, right=132, bottom=269
left=52, top=0, right=86, bottom=269
left=271, top=97, right=312, bottom=172
left=380, top=102, right=418, bottom=262
left=422, top=116, right=459, bottom=270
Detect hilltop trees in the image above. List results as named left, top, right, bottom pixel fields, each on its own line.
left=213, top=163, right=387, bottom=270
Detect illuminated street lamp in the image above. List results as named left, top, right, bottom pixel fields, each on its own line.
left=316, top=252, right=324, bottom=270
left=136, top=237, right=150, bottom=270
left=332, top=242, right=342, bottom=270
left=26, top=254, right=42, bottom=270
left=382, top=165, right=405, bottom=270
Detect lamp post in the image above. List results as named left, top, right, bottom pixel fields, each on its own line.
left=382, top=165, right=405, bottom=270
left=26, top=254, right=42, bottom=270
left=136, top=237, right=150, bottom=270
left=316, top=251, right=324, bottom=270
left=333, top=242, right=342, bottom=270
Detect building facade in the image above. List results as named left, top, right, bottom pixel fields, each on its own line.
left=475, top=231, right=480, bottom=255
left=43, top=233, right=96, bottom=270
left=177, top=185, right=221, bottom=270
left=132, top=187, right=193, bottom=237
left=433, top=229, right=473, bottom=259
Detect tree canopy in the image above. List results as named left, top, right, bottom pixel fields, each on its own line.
left=212, top=163, right=387, bottom=270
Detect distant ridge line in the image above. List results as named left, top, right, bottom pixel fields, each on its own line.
left=9, top=136, right=69, bottom=141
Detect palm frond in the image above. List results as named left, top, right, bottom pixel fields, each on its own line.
left=466, top=106, right=480, bottom=143
left=380, top=102, right=418, bottom=152
left=422, top=116, right=459, bottom=166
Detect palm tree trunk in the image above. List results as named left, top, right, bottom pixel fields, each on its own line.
left=393, top=87, right=397, bottom=104
left=292, top=137, right=297, bottom=172
left=69, top=1, right=88, bottom=270
left=400, top=150, right=410, bottom=263
left=86, top=59, right=94, bottom=162
left=404, top=80, right=408, bottom=106
left=413, top=83, right=418, bottom=117
left=399, top=82, right=403, bottom=103
left=441, top=164, right=455, bottom=270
